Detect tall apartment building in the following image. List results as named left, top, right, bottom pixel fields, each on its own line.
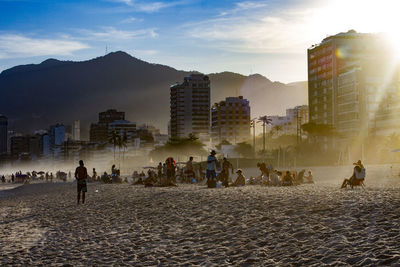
left=309, top=30, right=400, bottom=149
left=108, top=120, right=136, bottom=143
left=10, top=135, right=41, bottom=159
left=0, top=115, right=7, bottom=155
left=72, top=120, right=80, bottom=141
left=337, top=58, right=400, bottom=142
left=170, top=74, right=210, bottom=140
left=90, top=109, right=125, bottom=142
left=211, top=96, right=250, bottom=144
left=10, top=136, right=29, bottom=157
left=49, top=124, right=66, bottom=146
left=308, top=30, right=375, bottom=126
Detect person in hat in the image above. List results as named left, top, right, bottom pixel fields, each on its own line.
left=232, top=169, right=245, bottom=187
left=341, top=160, right=365, bottom=188
left=206, top=150, right=218, bottom=188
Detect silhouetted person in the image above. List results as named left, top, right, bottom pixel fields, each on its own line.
left=282, top=171, right=294, bottom=186
left=185, top=157, right=195, bottom=182
left=157, top=162, right=163, bottom=178
left=75, top=160, right=88, bottom=204
left=221, top=157, right=233, bottom=186
left=341, top=160, right=365, bottom=189
left=206, top=150, right=217, bottom=188
left=92, top=168, right=97, bottom=181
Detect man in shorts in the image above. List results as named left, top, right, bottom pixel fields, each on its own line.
left=75, top=160, right=88, bottom=204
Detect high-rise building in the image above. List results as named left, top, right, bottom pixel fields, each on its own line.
left=41, top=133, right=51, bottom=156
left=108, top=120, right=136, bottom=143
left=73, top=120, right=80, bottom=141
left=11, top=136, right=30, bottom=157
left=0, top=115, right=7, bottom=154
left=308, top=30, right=376, bottom=127
left=211, top=96, right=250, bottom=144
left=90, top=109, right=125, bottom=142
left=307, top=30, right=399, bottom=149
left=50, top=124, right=66, bottom=146
left=170, top=74, right=210, bottom=140
left=99, top=109, right=125, bottom=124
left=336, top=58, right=400, bottom=143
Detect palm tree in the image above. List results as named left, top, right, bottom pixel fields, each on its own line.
left=258, top=116, right=272, bottom=157
left=108, top=129, right=120, bottom=164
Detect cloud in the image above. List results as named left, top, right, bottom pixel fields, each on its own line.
left=184, top=1, right=321, bottom=54
left=108, top=0, right=186, bottom=13
left=0, top=34, right=89, bottom=59
left=120, top=16, right=142, bottom=24
left=78, top=26, right=158, bottom=40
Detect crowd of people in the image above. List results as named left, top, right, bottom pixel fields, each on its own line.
left=0, top=170, right=69, bottom=184
left=125, top=150, right=315, bottom=189
left=1, top=153, right=368, bottom=196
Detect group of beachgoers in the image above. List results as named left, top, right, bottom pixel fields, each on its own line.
left=204, top=150, right=314, bottom=188
left=0, top=170, right=69, bottom=184
left=126, top=150, right=314, bottom=188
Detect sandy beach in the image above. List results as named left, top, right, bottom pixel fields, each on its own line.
left=1, top=165, right=400, bottom=266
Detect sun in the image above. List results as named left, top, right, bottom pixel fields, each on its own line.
left=308, top=0, right=400, bottom=59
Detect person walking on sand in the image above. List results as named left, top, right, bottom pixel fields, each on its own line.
left=75, top=160, right=88, bottom=204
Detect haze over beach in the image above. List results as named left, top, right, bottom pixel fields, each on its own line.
left=2, top=0, right=400, bottom=266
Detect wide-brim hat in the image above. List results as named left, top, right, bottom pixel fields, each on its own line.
left=236, top=169, right=242, bottom=173
left=353, top=160, right=362, bottom=165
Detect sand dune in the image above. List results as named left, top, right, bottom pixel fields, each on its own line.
left=1, top=166, right=400, bottom=266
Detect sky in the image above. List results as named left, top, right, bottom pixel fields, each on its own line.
left=1, top=0, right=400, bottom=83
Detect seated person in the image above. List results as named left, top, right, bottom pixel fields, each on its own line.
left=133, top=175, right=143, bottom=185
left=282, top=171, right=294, bottom=186
left=231, top=169, right=246, bottom=187
left=144, top=172, right=156, bottom=187
left=304, top=170, right=314, bottom=183
left=341, top=160, right=365, bottom=189
left=101, top=172, right=111, bottom=183
left=269, top=170, right=280, bottom=186
left=296, top=169, right=305, bottom=184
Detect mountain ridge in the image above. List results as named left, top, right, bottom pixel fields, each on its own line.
left=0, top=51, right=308, bottom=139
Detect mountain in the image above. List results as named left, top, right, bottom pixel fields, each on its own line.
left=0, top=51, right=307, bottom=139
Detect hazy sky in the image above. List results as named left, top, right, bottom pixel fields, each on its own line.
left=1, top=0, right=399, bottom=83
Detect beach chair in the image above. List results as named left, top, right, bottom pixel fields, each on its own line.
left=350, top=178, right=365, bottom=189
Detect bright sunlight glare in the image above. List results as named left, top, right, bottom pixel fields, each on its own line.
left=309, top=0, right=400, bottom=57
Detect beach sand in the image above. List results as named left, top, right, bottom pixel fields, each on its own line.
left=1, top=165, right=400, bottom=266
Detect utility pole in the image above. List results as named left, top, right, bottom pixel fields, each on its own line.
left=296, top=108, right=302, bottom=145
left=250, top=119, right=256, bottom=158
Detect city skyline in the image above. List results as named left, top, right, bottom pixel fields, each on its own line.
left=2, top=0, right=400, bottom=83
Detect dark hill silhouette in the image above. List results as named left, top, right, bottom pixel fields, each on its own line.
left=0, top=51, right=307, bottom=139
